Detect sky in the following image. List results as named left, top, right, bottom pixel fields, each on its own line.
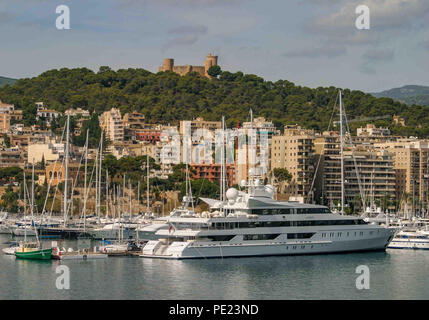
left=1, top=0, right=428, bottom=92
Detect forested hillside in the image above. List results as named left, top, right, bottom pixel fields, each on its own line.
left=0, top=76, right=17, bottom=87
left=372, top=85, right=429, bottom=107
left=1, top=66, right=429, bottom=137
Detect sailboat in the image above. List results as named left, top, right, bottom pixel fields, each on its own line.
left=136, top=157, right=195, bottom=241
left=12, top=173, right=37, bottom=237
left=15, top=163, right=52, bottom=260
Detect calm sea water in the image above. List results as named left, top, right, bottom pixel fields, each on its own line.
left=1, top=234, right=428, bottom=300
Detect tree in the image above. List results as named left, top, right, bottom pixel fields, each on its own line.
left=179, top=179, right=220, bottom=205
left=1, top=66, right=428, bottom=138
left=2, top=133, right=10, bottom=148
left=40, top=155, right=46, bottom=170
left=207, top=65, right=221, bottom=78
left=271, top=168, right=292, bottom=194
left=1, top=186, right=18, bottom=212
left=272, top=168, right=292, bottom=182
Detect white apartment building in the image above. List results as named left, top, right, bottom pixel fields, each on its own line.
left=100, top=108, right=124, bottom=143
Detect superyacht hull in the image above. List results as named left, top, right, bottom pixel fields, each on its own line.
left=141, top=230, right=395, bottom=259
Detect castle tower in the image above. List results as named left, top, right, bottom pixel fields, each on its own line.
left=204, top=53, right=218, bottom=76
left=162, top=58, right=174, bottom=72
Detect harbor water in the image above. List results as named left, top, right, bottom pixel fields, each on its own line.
left=1, top=235, right=428, bottom=300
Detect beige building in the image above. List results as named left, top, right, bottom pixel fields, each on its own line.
left=100, top=108, right=124, bottom=143
left=65, top=107, right=90, bottom=118
left=27, top=143, right=65, bottom=164
left=314, top=131, right=395, bottom=210
left=0, top=148, right=26, bottom=168
left=179, top=117, right=221, bottom=136
left=271, top=125, right=315, bottom=200
left=123, top=112, right=145, bottom=130
left=0, top=113, right=10, bottom=133
left=0, top=101, right=14, bottom=113
left=242, top=117, right=278, bottom=139
left=374, top=139, right=429, bottom=210
left=356, top=123, right=390, bottom=137
left=159, top=53, right=218, bottom=78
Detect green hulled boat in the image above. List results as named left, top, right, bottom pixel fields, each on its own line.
left=15, top=243, right=52, bottom=260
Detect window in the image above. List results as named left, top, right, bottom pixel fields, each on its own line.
left=287, top=233, right=315, bottom=239
left=243, top=234, right=280, bottom=241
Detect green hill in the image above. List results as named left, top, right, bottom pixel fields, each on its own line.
left=372, top=85, right=429, bottom=106
left=0, top=76, right=17, bottom=87
left=1, top=66, right=429, bottom=137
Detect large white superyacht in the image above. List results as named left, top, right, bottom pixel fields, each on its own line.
left=141, top=179, right=396, bottom=259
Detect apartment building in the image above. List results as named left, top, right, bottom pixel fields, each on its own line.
left=179, top=117, right=221, bottom=137
left=99, top=108, right=124, bottom=143
left=271, top=125, right=315, bottom=200
left=0, top=147, right=26, bottom=168
left=242, top=117, right=278, bottom=139
left=190, top=163, right=236, bottom=187
left=374, top=139, right=429, bottom=209
left=315, top=131, right=395, bottom=209
left=123, top=112, right=145, bottom=130
left=0, top=113, right=10, bottom=133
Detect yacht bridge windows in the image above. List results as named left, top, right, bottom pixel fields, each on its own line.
left=169, top=219, right=367, bottom=231
left=250, top=208, right=331, bottom=215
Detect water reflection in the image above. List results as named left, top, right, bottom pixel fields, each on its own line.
left=1, top=235, right=428, bottom=300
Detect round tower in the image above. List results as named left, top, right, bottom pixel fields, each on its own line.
left=207, top=53, right=218, bottom=66
left=204, top=53, right=218, bottom=76
left=163, top=58, right=174, bottom=71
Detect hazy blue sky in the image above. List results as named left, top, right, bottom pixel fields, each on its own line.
left=1, top=0, right=428, bottom=92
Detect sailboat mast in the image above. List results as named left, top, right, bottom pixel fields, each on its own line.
left=31, top=162, right=41, bottom=246
left=95, top=148, right=98, bottom=222
left=339, top=90, right=345, bottom=215
left=129, top=179, right=132, bottom=218
left=137, top=181, right=140, bottom=215
left=83, top=130, right=89, bottom=233
left=63, top=114, right=70, bottom=227
left=23, top=170, right=27, bottom=242
left=106, top=169, right=109, bottom=218
left=250, top=108, right=254, bottom=182
left=147, top=156, right=150, bottom=214
left=98, top=132, right=103, bottom=223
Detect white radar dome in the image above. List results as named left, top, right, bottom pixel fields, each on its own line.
left=226, top=188, right=239, bottom=201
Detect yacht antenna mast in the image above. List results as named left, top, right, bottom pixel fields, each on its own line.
left=220, top=116, right=226, bottom=205
left=339, top=90, right=345, bottom=215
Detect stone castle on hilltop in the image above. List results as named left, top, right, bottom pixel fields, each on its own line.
left=158, top=53, right=218, bottom=78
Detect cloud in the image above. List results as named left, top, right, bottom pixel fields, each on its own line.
left=362, top=48, right=394, bottom=62
left=122, top=0, right=244, bottom=8
left=283, top=44, right=347, bottom=58
left=0, top=11, right=14, bottom=25
left=305, top=0, right=429, bottom=44
left=163, top=24, right=208, bottom=49
left=419, top=39, right=429, bottom=51
left=360, top=48, right=394, bottom=74
left=168, top=25, right=208, bottom=35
